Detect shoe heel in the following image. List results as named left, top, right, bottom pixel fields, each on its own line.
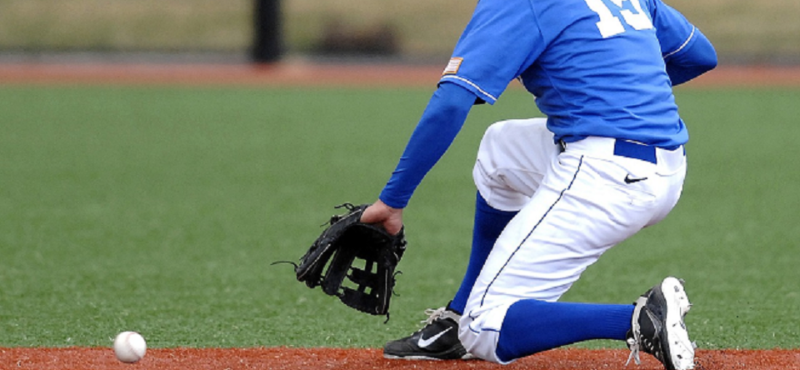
left=662, top=277, right=695, bottom=370
left=667, top=278, right=692, bottom=317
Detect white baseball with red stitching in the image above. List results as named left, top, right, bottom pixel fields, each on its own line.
left=113, top=331, right=147, bottom=363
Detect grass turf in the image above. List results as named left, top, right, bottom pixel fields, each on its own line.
left=0, top=86, right=797, bottom=349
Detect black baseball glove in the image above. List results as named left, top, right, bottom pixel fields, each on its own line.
left=295, top=203, right=407, bottom=318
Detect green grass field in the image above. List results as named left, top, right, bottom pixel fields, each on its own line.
left=0, top=85, right=798, bottom=351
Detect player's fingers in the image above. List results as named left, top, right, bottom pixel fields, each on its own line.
left=383, top=217, right=403, bottom=236
left=361, top=201, right=403, bottom=235
left=360, top=203, right=384, bottom=224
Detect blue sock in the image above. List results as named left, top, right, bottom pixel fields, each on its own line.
left=448, top=192, right=517, bottom=314
left=496, top=299, right=634, bottom=362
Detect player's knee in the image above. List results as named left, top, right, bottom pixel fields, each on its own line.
left=477, top=118, right=548, bottom=161
left=474, top=120, right=513, bottom=180
left=458, top=311, right=506, bottom=364
left=482, top=118, right=547, bottom=140
left=480, top=119, right=510, bottom=145
left=457, top=317, right=489, bottom=362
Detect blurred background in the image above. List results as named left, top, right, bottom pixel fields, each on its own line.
left=0, top=0, right=797, bottom=65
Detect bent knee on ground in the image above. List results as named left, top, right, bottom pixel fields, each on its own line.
left=458, top=305, right=514, bottom=364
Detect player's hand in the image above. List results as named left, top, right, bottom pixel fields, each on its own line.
left=361, top=199, right=404, bottom=236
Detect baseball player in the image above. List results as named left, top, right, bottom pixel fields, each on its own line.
left=360, top=0, right=716, bottom=368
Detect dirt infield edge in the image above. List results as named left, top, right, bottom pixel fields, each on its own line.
left=2, top=347, right=799, bottom=370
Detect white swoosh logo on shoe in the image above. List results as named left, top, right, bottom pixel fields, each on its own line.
left=417, top=327, right=452, bottom=348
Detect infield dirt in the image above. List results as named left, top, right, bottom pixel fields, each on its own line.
left=2, top=347, right=800, bottom=370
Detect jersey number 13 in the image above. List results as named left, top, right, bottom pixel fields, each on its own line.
left=584, top=0, right=654, bottom=38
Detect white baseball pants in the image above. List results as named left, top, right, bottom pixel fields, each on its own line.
left=459, top=118, right=687, bottom=363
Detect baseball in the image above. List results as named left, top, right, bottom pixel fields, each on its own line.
left=113, top=331, right=146, bottom=363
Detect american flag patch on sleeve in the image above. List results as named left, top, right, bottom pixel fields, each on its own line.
left=442, top=57, right=463, bottom=75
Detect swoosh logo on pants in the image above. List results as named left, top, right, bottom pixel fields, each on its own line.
left=417, top=327, right=452, bottom=348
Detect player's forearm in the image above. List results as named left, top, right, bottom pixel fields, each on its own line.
left=665, top=28, right=717, bottom=85
left=379, top=82, right=476, bottom=209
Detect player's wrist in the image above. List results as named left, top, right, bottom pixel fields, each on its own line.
left=378, top=192, right=407, bottom=210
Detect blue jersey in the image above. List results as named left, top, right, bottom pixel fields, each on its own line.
left=440, top=0, right=699, bottom=147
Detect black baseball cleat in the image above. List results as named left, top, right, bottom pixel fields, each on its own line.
left=383, top=307, right=474, bottom=360
left=626, top=277, right=696, bottom=370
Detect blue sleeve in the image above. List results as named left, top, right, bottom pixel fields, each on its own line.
left=650, top=0, right=717, bottom=85
left=664, top=28, right=717, bottom=85
left=379, top=82, right=478, bottom=209
left=439, top=0, right=542, bottom=104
